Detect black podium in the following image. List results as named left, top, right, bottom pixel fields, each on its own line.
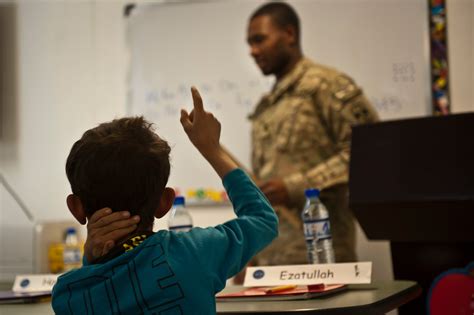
left=349, top=113, right=474, bottom=314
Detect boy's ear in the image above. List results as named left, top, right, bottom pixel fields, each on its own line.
left=66, top=194, right=87, bottom=225
left=155, top=187, right=175, bottom=218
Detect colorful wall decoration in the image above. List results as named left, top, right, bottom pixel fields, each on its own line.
left=430, top=0, right=450, bottom=115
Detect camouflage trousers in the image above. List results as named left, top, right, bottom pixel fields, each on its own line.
left=253, top=184, right=357, bottom=265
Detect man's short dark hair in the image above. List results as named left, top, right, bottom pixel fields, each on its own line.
left=250, top=1, right=300, bottom=42
left=66, top=116, right=171, bottom=230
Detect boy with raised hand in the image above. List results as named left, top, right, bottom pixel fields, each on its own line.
left=52, top=87, right=278, bottom=314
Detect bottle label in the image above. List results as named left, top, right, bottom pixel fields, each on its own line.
left=303, top=219, right=331, bottom=240
left=169, top=225, right=193, bottom=232
left=63, top=247, right=82, bottom=264
left=63, top=246, right=82, bottom=271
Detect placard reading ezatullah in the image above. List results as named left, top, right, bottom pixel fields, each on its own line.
left=244, top=262, right=372, bottom=287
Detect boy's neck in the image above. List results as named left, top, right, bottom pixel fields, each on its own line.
left=91, top=229, right=154, bottom=265
left=117, top=227, right=153, bottom=244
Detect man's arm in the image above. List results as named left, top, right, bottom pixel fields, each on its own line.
left=282, top=83, right=379, bottom=205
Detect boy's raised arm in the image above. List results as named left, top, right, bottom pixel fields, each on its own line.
left=177, top=87, right=278, bottom=290
left=180, top=87, right=238, bottom=178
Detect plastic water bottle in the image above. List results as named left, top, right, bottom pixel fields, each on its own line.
left=168, top=196, right=193, bottom=232
left=302, top=188, right=335, bottom=264
left=63, top=227, right=82, bottom=271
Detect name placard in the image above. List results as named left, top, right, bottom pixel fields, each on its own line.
left=12, top=274, right=60, bottom=293
left=244, top=262, right=372, bottom=287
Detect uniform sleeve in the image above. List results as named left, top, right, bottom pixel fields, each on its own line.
left=283, top=75, right=379, bottom=202
left=175, top=168, right=278, bottom=292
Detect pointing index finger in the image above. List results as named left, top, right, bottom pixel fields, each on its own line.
left=191, top=86, right=204, bottom=113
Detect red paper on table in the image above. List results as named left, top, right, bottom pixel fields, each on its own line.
left=216, top=284, right=346, bottom=301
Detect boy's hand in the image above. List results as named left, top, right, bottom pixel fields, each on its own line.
left=180, top=86, right=238, bottom=178
left=180, top=86, right=221, bottom=158
left=84, top=207, right=140, bottom=262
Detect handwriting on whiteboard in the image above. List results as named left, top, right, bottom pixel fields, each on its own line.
left=392, top=62, right=416, bottom=83
left=138, top=79, right=404, bottom=118
left=371, top=95, right=403, bottom=114
left=138, top=78, right=273, bottom=119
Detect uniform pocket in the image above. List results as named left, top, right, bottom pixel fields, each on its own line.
left=288, top=109, right=320, bottom=150
left=275, top=101, right=303, bottom=152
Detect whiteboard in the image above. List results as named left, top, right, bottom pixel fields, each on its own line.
left=127, top=0, right=431, bottom=192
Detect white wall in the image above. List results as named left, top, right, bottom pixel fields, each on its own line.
left=447, top=0, right=474, bottom=113
left=1, top=1, right=127, bottom=223
left=0, top=0, right=472, bottom=284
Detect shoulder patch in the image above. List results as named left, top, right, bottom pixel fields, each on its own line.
left=293, top=73, right=323, bottom=96
left=332, top=75, right=361, bottom=102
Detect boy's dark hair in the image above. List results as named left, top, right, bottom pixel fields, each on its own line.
left=250, top=1, right=301, bottom=43
left=66, top=116, right=171, bottom=230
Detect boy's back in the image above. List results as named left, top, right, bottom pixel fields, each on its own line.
left=52, top=169, right=277, bottom=314
left=52, top=88, right=278, bottom=314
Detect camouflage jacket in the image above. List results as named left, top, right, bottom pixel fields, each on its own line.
left=248, top=58, right=379, bottom=265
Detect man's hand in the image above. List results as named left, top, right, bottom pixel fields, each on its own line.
left=84, top=207, right=140, bottom=262
left=259, top=178, right=290, bottom=206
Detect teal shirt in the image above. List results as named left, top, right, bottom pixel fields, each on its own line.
left=52, top=169, right=278, bottom=314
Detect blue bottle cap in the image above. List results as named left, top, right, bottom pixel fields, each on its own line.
left=305, top=189, right=320, bottom=198
left=173, top=196, right=185, bottom=206
left=66, top=227, right=77, bottom=234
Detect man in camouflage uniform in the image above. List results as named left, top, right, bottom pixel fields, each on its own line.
left=247, top=2, right=379, bottom=265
